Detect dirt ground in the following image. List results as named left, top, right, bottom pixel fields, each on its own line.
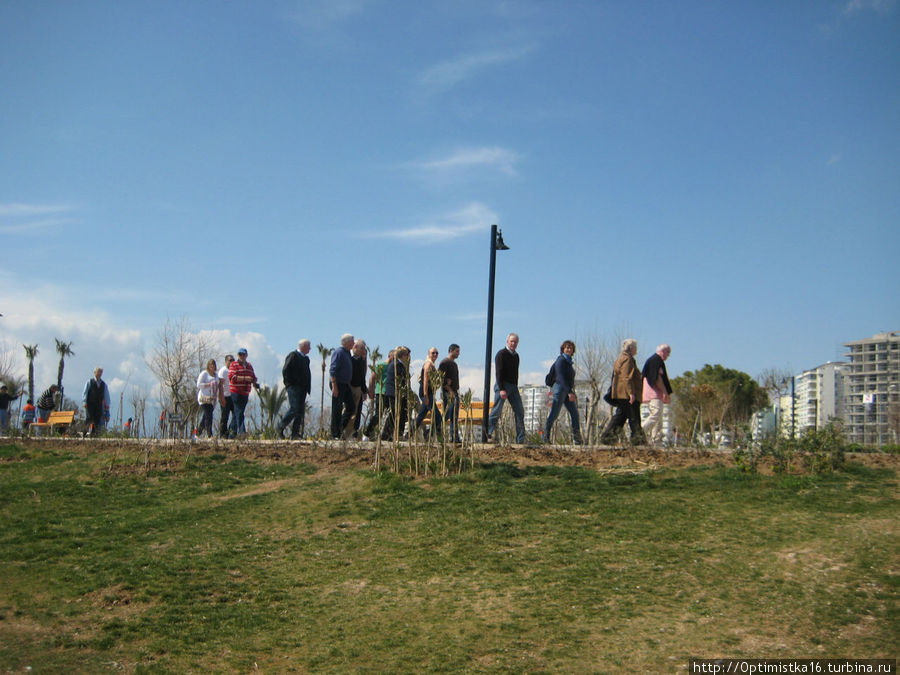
left=13, top=437, right=900, bottom=475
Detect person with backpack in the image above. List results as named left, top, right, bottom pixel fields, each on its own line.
left=543, top=340, right=582, bottom=445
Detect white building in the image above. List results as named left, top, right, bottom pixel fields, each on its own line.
left=843, top=331, right=900, bottom=445
left=519, top=384, right=550, bottom=433
left=792, top=362, right=848, bottom=435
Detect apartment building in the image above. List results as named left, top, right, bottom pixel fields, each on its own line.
left=843, top=331, right=900, bottom=445
left=792, top=362, right=848, bottom=434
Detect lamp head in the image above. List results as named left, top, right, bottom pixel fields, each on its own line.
left=495, top=228, right=510, bottom=251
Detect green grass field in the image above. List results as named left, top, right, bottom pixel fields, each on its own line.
left=1, top=443, right=897, bottom=673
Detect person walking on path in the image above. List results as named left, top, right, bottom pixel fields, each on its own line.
left=82, top=368, right=110, bottom=437
left=329, top=334, right=355, bottom=439
left=196, top=359, right=218, bottom=438
left=414, top=347, right=442, bottom=439
left=641, top=344, right=672, bottom=446
left=487, top=333, right=526, bottom=444
left=228, top=348, right=258, bottom=438
left=543, top=340, right=582, bottom=445
left=438, top=344, right=461, bottom=443
left=279, top=339, right=312, bottom=440
left=381, top=347, right=410, bottom=441
left=600, top=339, right=645, bottom=445
left=0, top=384, right=23, bottom=435
left=217, top=355, right=234, bottom=438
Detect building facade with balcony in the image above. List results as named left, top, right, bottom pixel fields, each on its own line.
left=792, top=362, right=848, bottom=435
left=843, top=331, right=900, bottom=445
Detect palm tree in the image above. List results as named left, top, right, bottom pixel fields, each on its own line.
left=316, top=343, right=334, bottom=433
left=256, top=384, right=288, bottom=434
left=23, top=344, right=38, bottom=401
left=365, top=345, right=383, bottom=436
left=54, top=339, right=75, bottom=410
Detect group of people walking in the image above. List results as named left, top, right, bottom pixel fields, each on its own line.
left=325, top=336, right=463, bottom=443
left=485, top=333, right=672, bottom=446
left=192, top=333, right=673, bottom=445
left=193, top=348, right=262, bottom=439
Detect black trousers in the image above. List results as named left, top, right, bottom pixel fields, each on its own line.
left=219, top=397, right=234, bottom=437
left=602, top=400, right=644, bottom=441
left=380, top=395, right=408, bottom=440
left=331, top=382, right=354, bottom=439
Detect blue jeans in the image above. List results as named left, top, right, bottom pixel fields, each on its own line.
left=0, top=409, right=8, bottom=434
left=230, top=393, right=249, bottom=436
left=414, top=393, right=442, bottom=437
left=487, top=381, right=526, bottom=443
left=442, top=390, right=460, bottom=441
left=279, top=385, right=306, bottom=438
left=543, top=383, right=582, bottom=442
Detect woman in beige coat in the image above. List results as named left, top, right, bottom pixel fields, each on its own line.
left=600, top=339, right=646, bottom=444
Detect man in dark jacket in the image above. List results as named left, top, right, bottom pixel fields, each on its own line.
left=486, top=333, right=526, bottom=444
left=82, top=367, right=110, bottom=436
left=329, top=334, right=355, bottom=439
left=279, top=339, right=312, bottom=440
left=641, top=344, right=672, bottom=445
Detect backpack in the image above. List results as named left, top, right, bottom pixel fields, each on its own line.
left=544, top=363, right=556, bottom=387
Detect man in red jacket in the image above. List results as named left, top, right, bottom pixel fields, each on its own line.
left=228, top=348, right=258, bottom=438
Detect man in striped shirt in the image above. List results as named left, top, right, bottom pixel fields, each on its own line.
left=228, top=347, right=258, bottom=438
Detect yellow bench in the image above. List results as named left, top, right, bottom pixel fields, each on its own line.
left=425, top=401, right=493, bottom=425
left=30, top=410, right=76, bottom=434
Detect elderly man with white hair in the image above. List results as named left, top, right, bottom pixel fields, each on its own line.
left=279, top=339, right=312, bottom=440
left=641, top=344, right=672, bottom=446
left=329, top=334, right=356, bottom=439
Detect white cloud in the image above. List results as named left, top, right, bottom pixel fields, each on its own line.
left=362, top=202, right=498, bottom=245
left=419, top=45, right=535, bottom=90
left=0, top=218, right=77, bottom=234
left=0, top=203, right=73, bottom=217
left=0, top=203, right=77, bottom=235
left=0, top=283, right=283, bottom=417
left=843, top=0, right=895, bottom=14
left=827, top=153, right=842, bottom=166
left=418, top=146, right=520, bottom=176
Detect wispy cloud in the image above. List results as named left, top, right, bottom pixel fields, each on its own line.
left=0, top=203, right=77, bottom=234
left=0, top=203, right=72, bottom=217
left=0, top=218, right=77, bottom=234
left=289, top=0, right=369, bottom=31
left=843, top=0, right=895, bottom=15
left=361, top=202, right=498, bottom=245
left=419, top=45, right=535, bottom=90
left=417, top=146, right=520, bottom=176
left=827, top=153, right=842, bottom=166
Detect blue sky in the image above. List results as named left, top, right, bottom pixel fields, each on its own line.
left=1, top=0, right=898, bottom=418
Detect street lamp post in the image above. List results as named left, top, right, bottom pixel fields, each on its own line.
left=482, top=224, right=509, bottom=442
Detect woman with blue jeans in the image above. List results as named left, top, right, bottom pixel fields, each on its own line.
left=543, top=340, right=582, bottom=445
